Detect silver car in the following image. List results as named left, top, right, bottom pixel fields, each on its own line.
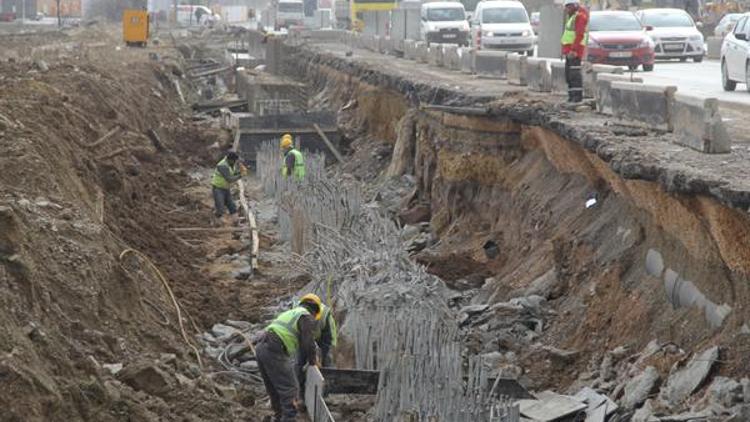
left=636, top=8, right=705, bottom=62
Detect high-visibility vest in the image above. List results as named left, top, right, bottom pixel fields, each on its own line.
left=561, top=11, right=588, bottom=47
left=314, top=304, right=338, bottom=347
left=281, top=148, right=306, bottom=181
left=266, top=307, right=311, bottom=355
left=211, top=157, right=239, bottom=190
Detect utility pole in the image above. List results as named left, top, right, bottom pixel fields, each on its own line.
left=21, top=0, right=25, bottom=22
left=56, top=0, right=61, bottom=27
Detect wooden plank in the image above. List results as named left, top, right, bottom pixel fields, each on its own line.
left=313, top=123, right=343, bottom=163
left=320, top=368, right=379, bottom=395
left=169, top=227, right=247, bottom=233
left=238, top=127, right=338, bottom=135
left=232, top=130, right=259, bottom=271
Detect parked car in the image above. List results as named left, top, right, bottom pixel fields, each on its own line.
left=530, top=11, right=540, bottom=35
left=720, top=13, right=750, bottom=91
left=420, top=1, right=470, bottom=47
left=0, top=11, right=16, bottom=22
left=636, top=8, right=705, bottom=62
left=587, top=11, right=655, bottom=71
left=715, top=13, right=743, bottom=38
left=470, top=0, right=535, bottom=55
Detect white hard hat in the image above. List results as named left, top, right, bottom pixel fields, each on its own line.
left=563, top=0, right=579, bottom=5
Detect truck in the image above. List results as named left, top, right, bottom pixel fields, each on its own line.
left=219, top=5, right=251, bottom=23
left=275, top=0, right=304, bottom=28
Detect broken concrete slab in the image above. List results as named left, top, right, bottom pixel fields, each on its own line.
left=117, top=361, right=174, bottom=397
left=632, top=399, right=660, bottom=422
left=211, top=323, right=238, bottom=341
left=662, top=346, right=719, bottom=407
left=574, top=387, right=618, bottom=417
left=706, top=376, right=743, bottom=408
left=518, top=391, right=587, bottom=421
left=623, top=366, right=660, bottom=410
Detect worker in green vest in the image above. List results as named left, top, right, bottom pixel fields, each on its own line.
left=255, top=294, right=321, bottom=422
left=561, top=0, right=589, bottom=103
left=295, top=294, right=338, bottom=400
left=211, top=151, right=247, bottom=223
left=280, top=133, right=305, bottom=182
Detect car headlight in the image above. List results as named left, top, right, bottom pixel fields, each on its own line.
left=588, top=39, right=601, bottom=49
left=521, top=30, right=531, bottom=37
left=483, top=31, right=494, bottom=37
left=689, top=34, right=703, bottom=41
left=638, top=38, right=654, bottom=48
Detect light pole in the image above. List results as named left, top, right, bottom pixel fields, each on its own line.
left=21, top=0, right=25, bottom=22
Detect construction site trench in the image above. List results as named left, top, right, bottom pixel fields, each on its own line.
left=2, top=23, right=750, bottom=422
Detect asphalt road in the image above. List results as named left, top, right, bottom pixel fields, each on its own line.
left=639, top=59, right=750, bottom=110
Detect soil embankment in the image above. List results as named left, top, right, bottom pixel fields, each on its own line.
left=277, top=40, right=750, bottom=394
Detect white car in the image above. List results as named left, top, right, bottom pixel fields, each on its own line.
left=471, top=0, right=535, bottom=55
left=636, top=8, right=705, bottom=62
left=421, top=2, right=470, bottom=47
left=715, top=13, right=743, bottom=38
left=721, top=13, right=750, bottom=91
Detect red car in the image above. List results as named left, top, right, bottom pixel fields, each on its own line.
left=0, top=11, right=16, bottom=22
left=587, top=11, right=655, bottom=71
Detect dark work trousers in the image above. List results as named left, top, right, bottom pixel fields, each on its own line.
left=296, top=343, right=332, bottom=399
left=256, top=333, right=298, bottom=422
left=565, top=55, right=584, bottom=103
left=212, top=186, right=237, bottom=218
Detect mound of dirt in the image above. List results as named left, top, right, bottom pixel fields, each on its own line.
left=0, top=27, right=266, bottom=421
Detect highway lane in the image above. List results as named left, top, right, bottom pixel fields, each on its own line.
left=639, top=59, right=750, bottom=110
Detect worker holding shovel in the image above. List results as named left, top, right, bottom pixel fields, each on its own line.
left=210, top=151, right=247, bottom=225
left=255, top=295, right=320, bottom=422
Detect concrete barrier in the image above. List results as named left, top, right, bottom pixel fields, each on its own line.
left=526, top=58, right=552, bottom=92
left=416, top=41, right=429, bottom=63
left=429, top=44, right=445, bottom=67
left=378, top=36, right=395, bottom=54
left=474, top=50, right=508, bottom=78
left=443, top=45, right=461, bottom=70
left=706, top=36, right=723, bottom=60
left=670, top=93, right=731, bottom=153
left=610, top=82, right=677, bottom=131
left=507, top=54, right=528, bottom=86
left=460, top=47, right=475, bottom=74
left=584, top=63, right=625, bottom=98
left=595, top=73, right=643, bottom=115
left=549, top=59, right=566, bottom=95
left=392, top=38, right=405, bottom=54
left=404, top=39, right=418, bottom=60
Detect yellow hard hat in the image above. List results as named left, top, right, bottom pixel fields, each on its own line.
left=299, top=293, right=323, bottom=320
left=280, top=134, right=293, bottom=149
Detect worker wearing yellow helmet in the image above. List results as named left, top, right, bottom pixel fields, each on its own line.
left=295, top=294, right=338, bottom=400
left=280, top=133, right=305, bottom=182
left=255, top=294, right=320, bottom=422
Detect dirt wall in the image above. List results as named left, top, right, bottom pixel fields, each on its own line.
left=284, top=50, right=750, bottom=387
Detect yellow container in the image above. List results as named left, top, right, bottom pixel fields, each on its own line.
left=123, top=9, right=149, bottom=46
